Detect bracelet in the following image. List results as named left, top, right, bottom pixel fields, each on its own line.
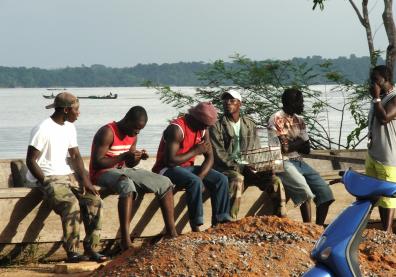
left=372, top=98, right=381, bottom=103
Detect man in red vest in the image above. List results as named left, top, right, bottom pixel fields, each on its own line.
left=90, top=106, right=177, bottom=251
left=153, top=102, right=232, bottom=232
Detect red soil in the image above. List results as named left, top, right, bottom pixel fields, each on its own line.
left=94, top=216, right=396, bottom=277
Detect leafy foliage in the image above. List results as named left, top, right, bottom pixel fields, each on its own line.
left=151, top=55, right=371, bottom=150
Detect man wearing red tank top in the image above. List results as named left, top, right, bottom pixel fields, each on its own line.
left=153, top=102, right=232, bottom=232
left=90, top=106, right=177, bottom=251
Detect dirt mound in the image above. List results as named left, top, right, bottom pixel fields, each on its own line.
left=95, top=216, right=396, bottom=276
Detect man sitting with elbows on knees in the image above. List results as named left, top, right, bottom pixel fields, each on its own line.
left=152, top=102, right=232, bottom=232
left=26, top=92, right=107, bottom=263
left=89, top=106, right=177, bottom=251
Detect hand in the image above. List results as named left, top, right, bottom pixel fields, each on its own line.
left=193, top=141, right=211, bottom=155
left=141, top=149, right=149, bottom=160
left=242, top=165, right=259, bottom=182
left=297, top=140, right=310, bottom=155
left=370, top=81, right=381, bottom=99
left=124, top=144, right=142, bottom=163
left=84, top=182, right=99, bottom=196
left=129, top=150, right=143, bottom=163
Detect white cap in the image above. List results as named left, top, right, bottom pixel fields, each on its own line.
left=222, top=89, right=242, bottom=102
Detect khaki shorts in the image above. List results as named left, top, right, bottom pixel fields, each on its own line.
left=97, top=167, right=174, bottom=198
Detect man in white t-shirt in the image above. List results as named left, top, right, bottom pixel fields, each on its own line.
left=26, top=92, right=107, bottom=263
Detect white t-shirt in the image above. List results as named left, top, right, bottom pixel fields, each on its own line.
left=26, top=118, right=78, bottom=182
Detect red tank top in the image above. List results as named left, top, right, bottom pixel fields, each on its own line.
left=152, top=116, right=205, bottom=173
left=89, top=121, right=137, bottom=183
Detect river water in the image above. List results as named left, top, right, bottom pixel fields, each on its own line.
left=0, top=86, right=366, bottom=159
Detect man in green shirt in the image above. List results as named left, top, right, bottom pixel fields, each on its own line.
left=210, top=89, right=286, bottom=218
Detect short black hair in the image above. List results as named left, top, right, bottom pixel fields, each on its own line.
left=125, top=106, right=148, bottom=122
left=371, top=65, right=393, bottom=83
left=282, top=88, right=303, bottom=107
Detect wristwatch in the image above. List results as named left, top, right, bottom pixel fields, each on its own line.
left=372, top=98, right=381, bottom=103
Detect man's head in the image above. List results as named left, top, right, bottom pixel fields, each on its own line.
left=123, top=106, right=148, bottom=136
left=370, top=65, right=393, bottom=94
left=282, top=88, right=304, bottom=115
left=187, top=102, right=218, bottom=130
left=221, top=89, right=242, bottom=116
left=46, top=92, right=80, bottom=123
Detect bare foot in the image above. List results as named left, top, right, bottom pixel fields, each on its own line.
left=166, top=230, right=178, bottom=238
left=165, top=232, right=178, bottom=239
left=120, top=240, right=133, bottom=252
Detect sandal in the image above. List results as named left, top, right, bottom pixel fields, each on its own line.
left=66, top=252, right=90, bottom=263
left=86, top=251, right=108, bottom=263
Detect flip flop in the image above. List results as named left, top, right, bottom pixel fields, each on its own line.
left=86, top=251, right=108, bottom=263
left=66, top=252, right=90, bottom=263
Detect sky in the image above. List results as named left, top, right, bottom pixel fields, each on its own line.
left=0, top=0, right=392, bottom=68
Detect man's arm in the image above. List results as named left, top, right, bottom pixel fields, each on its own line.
left=279, top=135, right=310, bottom=155
left=69, top=147, right=99, bottom=195
left=26, top=146, right=45, bottom=185
left=370, top=82, right=396, bottom=124
left=163, top=125, right=208, bottom=167
left=91, top=126, right=141, bottom=170
left=209, top=124, right=239, bottom=170
left=374, top=97, right=396, bottom=124
left=196, top=131, right=214, bottom=180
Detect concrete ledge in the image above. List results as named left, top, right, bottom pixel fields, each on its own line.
left=0, top=151, right=367, bottom=245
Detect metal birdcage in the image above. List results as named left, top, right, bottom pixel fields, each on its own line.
left=240, top=146, right=284, bottom=173
left=238, top=127, right=284, bottom=173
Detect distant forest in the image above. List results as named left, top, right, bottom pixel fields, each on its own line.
left=0, top=55, right=387, bottom=88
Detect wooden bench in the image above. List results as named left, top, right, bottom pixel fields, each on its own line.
left=0, top=151, right=369, bottom=245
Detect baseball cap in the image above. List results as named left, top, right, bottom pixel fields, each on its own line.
left=45, top=92, right=79, bottom=109
left=188, top=102, right=218, bottom=126
left=221, top=89, right=242, bottom=102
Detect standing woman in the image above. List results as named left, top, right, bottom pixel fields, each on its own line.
left=366, top=65, right=396, bottom=233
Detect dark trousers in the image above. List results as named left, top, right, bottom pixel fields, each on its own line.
left=164, top=166, right=232, bottom=227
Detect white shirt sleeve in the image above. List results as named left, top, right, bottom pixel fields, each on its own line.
left=68, top=123, right=78, bottom=149
left=29, top=125, right=47, bottom=152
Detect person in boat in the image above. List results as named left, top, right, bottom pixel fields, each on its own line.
left=89, top=106, right=177, bottom=251
left=26, top=92, right=107, bottom=263
left=267, top=88, right=334, bottom=225
left=209, top=89, right=287, bottom=219
left=366, top=65, right=396, bottom=233
left=152, top=102, right=232, bottom=232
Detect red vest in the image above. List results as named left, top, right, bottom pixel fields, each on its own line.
left=152, top=117, right=205, bottom=173
left=89, top=121, right=136, bottom=183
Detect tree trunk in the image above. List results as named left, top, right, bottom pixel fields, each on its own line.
left=362, top=0, right=376, bottom=66
left=383, top=0, right=396, bottom=75
left=348, top=0, right=376, bottom=66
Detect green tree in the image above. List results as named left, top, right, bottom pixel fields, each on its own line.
left=153, top=54, right=367, bottom=150
left=312, top=0, right=396, bottom=149
left=313, top=0, right=396, bottom=73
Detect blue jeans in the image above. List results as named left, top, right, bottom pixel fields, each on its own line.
left=164, top=166, right=232, bottom=227
left=278, top=160, right=334, bottom=207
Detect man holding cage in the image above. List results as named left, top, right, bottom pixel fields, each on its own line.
left=210, top=89, right=287, bottom=219
left=268, top=88, right=334, bottom=226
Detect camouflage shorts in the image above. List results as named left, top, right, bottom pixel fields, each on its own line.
left=40, top=174, right=103, bottom=252
left=223, top=170, right=287, bottom=219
